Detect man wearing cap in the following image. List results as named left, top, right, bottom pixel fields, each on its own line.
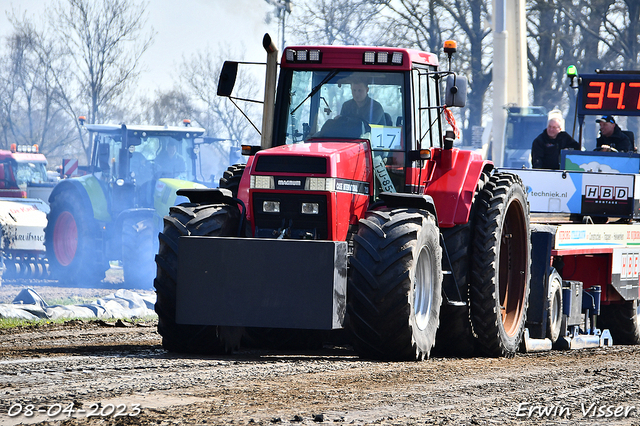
left=595, top=115, right=631, bottom=152
left=531, top=117, right=580, bottom=169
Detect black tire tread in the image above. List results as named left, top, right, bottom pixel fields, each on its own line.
left=434, top=172, right=489, bottom=356
left=469, top=172, right=531, bottom=357
left=599, top=300, right=640, bottom=345
left=154, top=203, right=241, bottom=354
left=219, top=164, right=246, bottom=198
left=347, top=208, right=442, bottom=361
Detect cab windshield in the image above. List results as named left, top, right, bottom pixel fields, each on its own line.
left=15, top=161, right=48, bottom=186
left=282, top=70, right=405, bottom=151
left=96, top=134, right=194, bottom=185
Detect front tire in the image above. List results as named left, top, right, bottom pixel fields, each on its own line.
left=469, top=172, right=531, bottom=357
left=347, top=209, right=442, bottom=360
left=154, top=203, right=242, bottom=354
left=45, top=190, right=108, bottom=286
left=122, top=217, right=157, bottom=289
left=547, top=269, right=563, bottom=343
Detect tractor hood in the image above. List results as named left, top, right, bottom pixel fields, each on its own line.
left=251, top=142, right=371, bottom=183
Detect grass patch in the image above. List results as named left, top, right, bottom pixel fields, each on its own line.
left=43, top=296, right=101, bottom=306
left=0, top=317, right=72, bottom=329
left=0, top=315, right=157, bottom=330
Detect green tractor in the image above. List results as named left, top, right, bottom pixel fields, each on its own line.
left=45, top=120, right=208, bottom=288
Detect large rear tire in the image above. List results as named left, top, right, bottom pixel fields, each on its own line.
left=600, top=300, right=640, bottom=344
left=347, top=209, right=442, bottom=361
left=154, top=203, right=242, bottom=354
left=469, top=172, right=530, bottom=357
left=434, top=172, right=488, bottom=356
left=45, top=190, right=108, bottom=286
left=122, top=217, right=157, bottom=289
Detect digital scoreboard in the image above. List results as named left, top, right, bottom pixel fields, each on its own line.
left=578, top=73, right=640, bottom=116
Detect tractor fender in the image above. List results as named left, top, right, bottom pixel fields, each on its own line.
left=426, top=148, right=493, bottom=227
left=377, top=192, right=438, bottom=224
left=48, top=175, right=110, bottom=222
left=176, top=188, right=234, bottom=205
left=153, top=178, right=208, bottom=218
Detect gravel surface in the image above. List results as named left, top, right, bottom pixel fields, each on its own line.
left=1, top=279, right=640, bottom=425
left=1, top=319, right=640, bottom=425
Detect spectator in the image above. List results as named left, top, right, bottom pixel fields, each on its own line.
left=595, top=115, right=631, bottom=152
left=531, top=118, right=580, bottom=169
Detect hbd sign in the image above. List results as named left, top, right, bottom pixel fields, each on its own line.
left=581, top=173, right=634, bottom=218
left=584, top=185, right=628, bottom=201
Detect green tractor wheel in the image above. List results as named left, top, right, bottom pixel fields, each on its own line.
left=45, top=190, right=108, bottom=286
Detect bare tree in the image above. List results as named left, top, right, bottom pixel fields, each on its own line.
left=179, top=47, right=262, bottom=146
left=288, top=0, right=392, bottom=46
left=133, top=90, right=197, bottom=127
left=47, top=0, right=154, bottom=162
left=0, top=13, right=75, bottom=159
left=376, top=0, right=491, bottom=139
left=528, top=0, right=639, bottom=136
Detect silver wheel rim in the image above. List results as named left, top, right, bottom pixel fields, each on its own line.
left=414, top=246, right=434, bottom=331
left=551, top=288, right=561, bottom=331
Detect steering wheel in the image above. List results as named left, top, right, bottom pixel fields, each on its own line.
left=339, top=115, right=371, bottom=134
left=595, top=144, right=618, bottom=152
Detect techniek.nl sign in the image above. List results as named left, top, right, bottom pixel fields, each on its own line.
left=506, top=169, right=634, bottom=217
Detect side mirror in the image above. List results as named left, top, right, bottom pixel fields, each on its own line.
left=217, top=61, right=239, bottom=97
left=445, top=75, right=467, bottom=108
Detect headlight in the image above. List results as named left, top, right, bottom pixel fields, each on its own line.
left=305, top=177, right=334, bottom=191
left=251, top=175, right=275, bottom=189
left=263, top=201, right=280, bottom=213
left=301, top=202, right=319, bottom=215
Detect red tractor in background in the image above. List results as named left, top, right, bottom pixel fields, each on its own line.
left=0, top=144, right=54, bottom=201
left=154, top=35, right=531, bottom=360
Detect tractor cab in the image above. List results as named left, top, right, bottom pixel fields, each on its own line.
left=262, top=45, right=466, bottom=203
left=83, top=121, right=206, bottom=212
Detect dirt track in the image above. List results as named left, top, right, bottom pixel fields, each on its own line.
left=1, top=316, right=640, bottom=426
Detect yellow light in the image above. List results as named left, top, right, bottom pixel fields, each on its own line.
left=443, top=40, right=457, bottom=55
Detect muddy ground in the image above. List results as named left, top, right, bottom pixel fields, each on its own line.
left=1, top=280, right=640, bottom=426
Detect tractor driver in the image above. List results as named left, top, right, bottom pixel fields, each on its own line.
left=155, top=139, right=186, bottom=178
left=340, top=80, right=386, bottom=126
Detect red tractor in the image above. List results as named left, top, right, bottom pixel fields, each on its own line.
left=154, top=35, right=531, bottom=360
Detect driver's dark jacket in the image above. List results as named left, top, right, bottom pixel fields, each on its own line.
left=531, top=130, right=580, bottom=169
left=596, top=125, right=632, bottom=152
left=340, top=96, right=385, bottom=125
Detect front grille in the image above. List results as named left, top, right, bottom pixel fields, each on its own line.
left=253, top=192, right=328, bottom=239
left=254, top=155, right=327, bottom=174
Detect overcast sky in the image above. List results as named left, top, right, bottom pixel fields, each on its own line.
left=0, top=0, right=277, bottom=94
